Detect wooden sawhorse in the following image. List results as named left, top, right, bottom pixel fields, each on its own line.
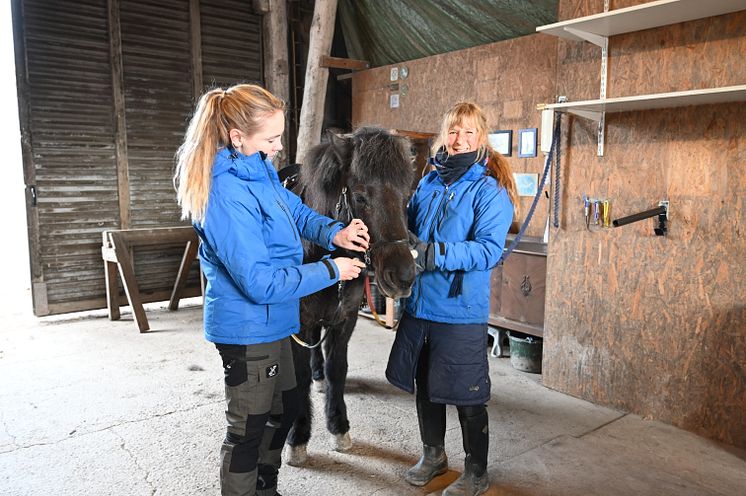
left=101, top=226, right=201, bottom=332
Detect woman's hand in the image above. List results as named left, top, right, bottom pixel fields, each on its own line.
left=333, top=218, right=370, bottom=252
left=332, top=257, right=366, bottom=281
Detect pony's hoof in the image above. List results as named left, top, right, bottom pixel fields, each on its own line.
left=313, top=379, right=325, bottom=393
left=285, top=444, right=309, bottom=467
left=333, top=432, right=353, bottom=452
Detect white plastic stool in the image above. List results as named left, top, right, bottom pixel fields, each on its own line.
left=487, top=326, right=508, bottom=357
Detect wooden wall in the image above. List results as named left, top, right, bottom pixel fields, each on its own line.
left=543, top=0, right=746, bottom=448
left=351, top=34, right=558, bottom=237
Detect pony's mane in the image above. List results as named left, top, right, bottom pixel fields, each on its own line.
left=300, top=127, right=413, bottom=217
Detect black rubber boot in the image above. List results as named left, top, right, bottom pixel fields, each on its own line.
left=404, top=444, right=448, bottom=486
left=444, top=406, right=489, bottom=495
left=442, top=455, right=489, bottom=496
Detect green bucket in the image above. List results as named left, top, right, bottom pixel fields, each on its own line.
left=508, top=332, right=543, bottom=373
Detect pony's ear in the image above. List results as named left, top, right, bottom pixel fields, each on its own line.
left=328, top=131, right=353, bottom=170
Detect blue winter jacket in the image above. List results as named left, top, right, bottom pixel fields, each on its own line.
left=405, top=160, right=513, bottom=324
left=193, top=148, right=344, bottom=345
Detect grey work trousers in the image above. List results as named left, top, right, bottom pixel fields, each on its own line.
left=216, top=337, right=299, bottom=496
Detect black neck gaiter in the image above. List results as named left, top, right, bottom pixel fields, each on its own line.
left=434, top=148, right=478, bottom=185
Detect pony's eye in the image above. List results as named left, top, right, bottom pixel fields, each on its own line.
left=353, top=193, right=368, bottom=206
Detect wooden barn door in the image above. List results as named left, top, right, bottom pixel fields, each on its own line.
left=12, top=0, right=263, bottom=316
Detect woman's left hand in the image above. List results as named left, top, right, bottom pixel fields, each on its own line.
left=333, top=218, right=370, bottom=252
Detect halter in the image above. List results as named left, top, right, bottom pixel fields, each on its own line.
left=335, top=186, right=409, bottom=267
left=291, top=186, right=408, bottom=349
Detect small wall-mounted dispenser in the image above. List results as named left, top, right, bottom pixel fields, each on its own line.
left=612, top=200, right=669, bottom=236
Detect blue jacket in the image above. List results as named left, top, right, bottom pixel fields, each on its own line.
left=194, top=148, right=344, bottom=345
left=405, top=161, right=513, bottom=324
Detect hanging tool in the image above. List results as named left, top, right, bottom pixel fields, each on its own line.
left=583, top=195, right=591, bottom=230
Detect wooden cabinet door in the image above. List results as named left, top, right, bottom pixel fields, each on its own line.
left=499, top=252, right=546, bottom=325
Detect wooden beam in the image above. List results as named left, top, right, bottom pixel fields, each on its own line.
left=189, top=0, right=203, bottom=98
left=12, top=0, right=47, bottom=315
left=108, top=0, right=131, bottom=229
left=110, top=232, right=149, bottom=332
left=395, top=129, right=436, bottom=140
left=261, top=0, right=290, bottom=169
left=320, top=55, right=369, bottom=71
left=294, top=0, right=338, bottom=165
left=168, top=239, right=200, bottom=310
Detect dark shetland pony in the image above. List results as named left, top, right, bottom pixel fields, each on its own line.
left=285, top=127, right=415, bottom=466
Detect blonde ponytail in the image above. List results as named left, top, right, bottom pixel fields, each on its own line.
left=174, top=84, right=285, bottom=222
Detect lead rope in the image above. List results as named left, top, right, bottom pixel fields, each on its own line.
left=553, top=111, right=562, bottom=228
left=500, top=113, right=562, bottom=263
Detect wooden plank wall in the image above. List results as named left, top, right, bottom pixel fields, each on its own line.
left=543, top=0, right=746, bottom=448
left=14, top=0, right=262, bottom=315
left=351, top=34, right=558, bottom=238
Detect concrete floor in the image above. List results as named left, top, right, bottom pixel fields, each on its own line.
left=1, top=302, right=744, bottom=496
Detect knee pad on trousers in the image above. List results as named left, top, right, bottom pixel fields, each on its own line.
left=224, top=412, right=269, bottom=473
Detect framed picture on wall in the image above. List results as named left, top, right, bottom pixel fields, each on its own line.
left=514, top=173, right=539, bottom=197
left=488, top=130, right=512, bottom=156
left=518, top=128, right=538, bottom=158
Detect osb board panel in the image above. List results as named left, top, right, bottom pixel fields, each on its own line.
left=351, top=34, right=558, bottom=237
left=545, top=0, right=746, bottom=448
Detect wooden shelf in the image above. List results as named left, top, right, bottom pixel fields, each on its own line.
left=542, top=85, right=746, bottom=121
left=537, top=0, right=746, bottom=46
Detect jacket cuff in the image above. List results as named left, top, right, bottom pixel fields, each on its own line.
left=432, top=242, right=445, bottom=269
left=321, top=258, right=339, bottom=280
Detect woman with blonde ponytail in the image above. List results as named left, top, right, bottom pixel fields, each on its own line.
left=175, top=84, right=370, bottom=496
left=387, top=102, right=516, bottom=496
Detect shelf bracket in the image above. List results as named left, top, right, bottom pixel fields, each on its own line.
left=563, top=27, right=607, bottom=48
left=568, top=109, right=603, bottom=121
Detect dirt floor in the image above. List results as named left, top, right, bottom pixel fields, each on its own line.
left=1, top=302, right=744, bottom=495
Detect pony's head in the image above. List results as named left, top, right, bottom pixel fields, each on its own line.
left=302, top=127, right=416, bottom=298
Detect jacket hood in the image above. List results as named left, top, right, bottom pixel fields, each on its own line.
left=213, top=147, right=269, bottom=181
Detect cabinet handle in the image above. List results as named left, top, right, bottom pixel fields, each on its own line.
left=521, top=275, right=532, bottom=296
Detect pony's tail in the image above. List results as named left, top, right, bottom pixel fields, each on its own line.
left=485, top=147, right=519, bottom=215
left=174, top=89, right=228, bottom=223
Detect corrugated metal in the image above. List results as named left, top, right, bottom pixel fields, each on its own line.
left=21, top=0, right=120, bottom=309
left=15, top=0, right=263, bottom=315
left=200, top=0, right=263, bottom=89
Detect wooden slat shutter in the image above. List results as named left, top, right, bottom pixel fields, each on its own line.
left=14, top=0, right=263, bottom=316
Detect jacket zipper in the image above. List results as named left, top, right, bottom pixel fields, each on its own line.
left=421, top=190, right=439, bottom=232
left=262, top=160, right=301, bottom=241
left=276, top=199, right=300, bottom=241
left=438, top=190, right=456, bottom=229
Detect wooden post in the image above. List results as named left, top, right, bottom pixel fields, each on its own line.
left=294, top=0, right=337, bottom=165
left=189, top=0, right=203, bottom=100
left=108, top=0, right=131, bottom=229
left=168, top=239, right=199, bottom=310
left=257, top=0, right=290, bottom=168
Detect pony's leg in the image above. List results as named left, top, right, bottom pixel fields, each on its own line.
left=310, top=328, right=326, bottom=393
left=323, top=314, right=356, bottom=452
left=285, top=337, right=314, bottom=466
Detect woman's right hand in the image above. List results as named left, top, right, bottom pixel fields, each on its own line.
left=333, top=257, right=366, bottom=281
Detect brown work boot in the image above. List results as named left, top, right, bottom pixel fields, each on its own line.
left=404, top=444, right=448, bottom=486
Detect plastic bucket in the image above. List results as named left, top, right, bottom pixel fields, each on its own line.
left=508, top=332, right=543, bottom=373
